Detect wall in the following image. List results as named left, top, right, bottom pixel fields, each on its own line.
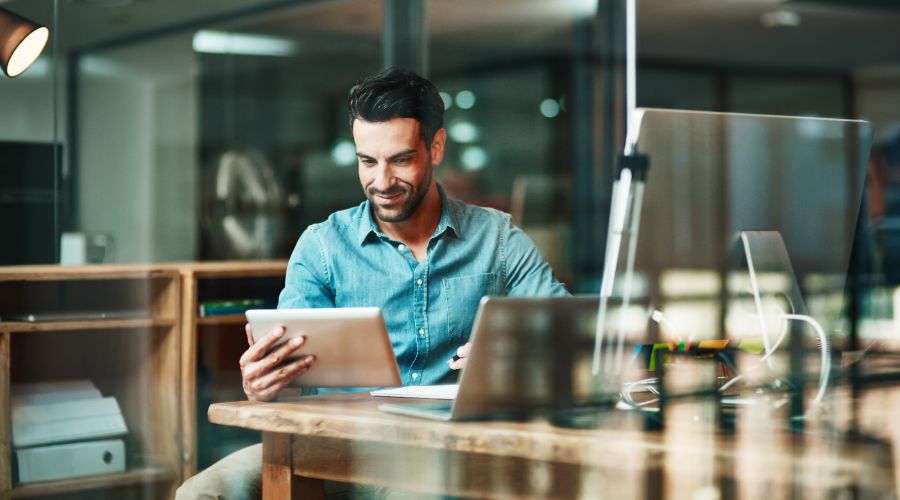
left=856, top=67, right=900, bottom=144
left=77, top=34, right=198, bottom=263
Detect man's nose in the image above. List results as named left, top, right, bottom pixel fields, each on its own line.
left=371, top=163, right=395, bottom=191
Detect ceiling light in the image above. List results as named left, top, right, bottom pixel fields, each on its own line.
left=760, top=10, right=801, bottom=29
left=192, top=30, right=297, bottom=57
left=455, top=90, right=476, bottom=110
left=330, top=139, right=356, bottom=167
left=460, top=146, right=488, bottom=171
left=0, top=7, right=50, bottom=78
left=448, top=121, right=479, bottom=143
left=439, top=91, right=453, bottom=110
left=13, top=57, right=48, bottom=79
left=72, top=0, right=135, bottom=6
left=539, top=99, right=561, bottom=118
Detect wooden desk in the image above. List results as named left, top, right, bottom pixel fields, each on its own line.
left=208, top=392, right=897, bottom=499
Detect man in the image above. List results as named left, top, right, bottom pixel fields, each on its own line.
left=177, top=66, right=568, bottom=499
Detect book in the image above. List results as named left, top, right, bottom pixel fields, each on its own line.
left=198, top=299, right=272, bottom=317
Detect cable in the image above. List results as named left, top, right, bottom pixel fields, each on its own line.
left=781, top=313, right=830, bottom=405
left=650, top=309, right=686, bottom=344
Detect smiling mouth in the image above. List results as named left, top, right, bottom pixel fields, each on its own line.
left=375, top=192, right=404, bottom=205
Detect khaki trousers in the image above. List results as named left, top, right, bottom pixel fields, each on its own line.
left=175, top=443, right=435, bottom=500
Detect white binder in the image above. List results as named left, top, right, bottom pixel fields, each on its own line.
left=12, top=396, right=128, bottom=448
left=11, top=380, right=102, bottom=406
left=16, top=439, right=125, bottom=483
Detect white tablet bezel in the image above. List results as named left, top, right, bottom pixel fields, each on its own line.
left=245, top=308, right=401, bottom=388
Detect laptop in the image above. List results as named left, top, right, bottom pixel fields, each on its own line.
left=377, top=295, right=600, bottom=421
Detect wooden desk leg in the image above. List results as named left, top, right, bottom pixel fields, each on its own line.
left=262, top=432, right=324, bottom=500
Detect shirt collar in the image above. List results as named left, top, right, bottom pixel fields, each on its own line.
left=356, top=183, right=460, bottom=246
left=433, top=183, right=461, bottom=240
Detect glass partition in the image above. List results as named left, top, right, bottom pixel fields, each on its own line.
left=0, top=0, right=61, bottom=266
left=2, top=0, right=900, bottom=498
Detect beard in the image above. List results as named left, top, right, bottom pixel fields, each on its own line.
left=366, top=166, right=433, bottom=223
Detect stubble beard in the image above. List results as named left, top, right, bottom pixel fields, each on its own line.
left=367, top=166, right=433, bottom=224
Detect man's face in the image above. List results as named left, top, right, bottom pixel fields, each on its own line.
left=353, top=117, right=445, bottom=223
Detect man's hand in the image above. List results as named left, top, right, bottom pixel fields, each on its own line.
left=448, top=342, right=471, bottom=370
left=240, top=324, right=316, bottom=402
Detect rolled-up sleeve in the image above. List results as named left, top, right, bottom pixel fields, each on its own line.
left=501, top=216, right=570, bottom=297
left=277, top=225, right=335, bottom=309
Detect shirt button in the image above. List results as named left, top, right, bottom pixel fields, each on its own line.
left=398, top=244, right=406, bottom=251
left=418, top=328, right=425, bottom=336
left=416, top=279, right=423, bottom=286
left=411, top=373, right=419, bottom=380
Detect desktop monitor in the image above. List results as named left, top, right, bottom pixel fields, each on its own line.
left=597, top=109, right=872, bottom=404
left=625, top=109, right=871, bottom=334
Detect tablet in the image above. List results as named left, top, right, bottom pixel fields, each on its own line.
left=245, top=308, right=401, bottom=388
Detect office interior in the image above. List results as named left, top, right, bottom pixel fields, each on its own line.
left=2, top=0, right=900, bottom=498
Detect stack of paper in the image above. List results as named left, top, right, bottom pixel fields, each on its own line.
left=370, top=384, right=458, bottom=400
left=11, top=380, right=128, bottom=484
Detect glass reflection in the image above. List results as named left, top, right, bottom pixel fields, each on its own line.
left=3, top=0, right=900, bottom=498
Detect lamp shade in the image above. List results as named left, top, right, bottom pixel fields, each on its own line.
left=0, top=7, right=49, bottom=77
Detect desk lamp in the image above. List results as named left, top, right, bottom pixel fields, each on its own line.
left=0, top=7, right=49, bottom=77
left=592, top=0, right=649, bottom=381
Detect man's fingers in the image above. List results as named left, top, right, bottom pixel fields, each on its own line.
left=249, top=355, right=316, bottom=394
left=242, top=336, right=304, bottom=381
left=239, top=326, right=285, bottom=367
left=256, top=380, right=291, bottom=402
left=266, top=335, right=307, bottom=369
left=244, top=336, right=305, bottom=380
left=245, top=324, right=254, bottom=347
left=448, top=342, right=473, bottom=370
left=448, top=357, right=468, bottom=370
left=244, top=355, right=314, bottom=401
left=255, top=360, right=315, bottom=401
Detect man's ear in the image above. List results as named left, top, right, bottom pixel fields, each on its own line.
left=429, top=128, right=447, bottom=166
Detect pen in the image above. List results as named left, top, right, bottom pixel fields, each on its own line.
left=451, top=354, right=460, bottom=362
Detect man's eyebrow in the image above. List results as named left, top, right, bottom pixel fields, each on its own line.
left=356, top=149, right=417, bottom=161
left=388, top=149, right=417, bottom=161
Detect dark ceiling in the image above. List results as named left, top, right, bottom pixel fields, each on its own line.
left=1, top=0, right=899, bottom=73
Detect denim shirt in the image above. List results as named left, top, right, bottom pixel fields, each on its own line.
left=277, top=185, right=569, bottom=389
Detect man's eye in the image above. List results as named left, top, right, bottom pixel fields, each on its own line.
left=360, top=158, right=376, bottom=166
left=394, top=157, right=411, bottom=165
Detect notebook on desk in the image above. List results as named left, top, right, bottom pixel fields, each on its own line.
left=376, top=296, right=599, bottom=421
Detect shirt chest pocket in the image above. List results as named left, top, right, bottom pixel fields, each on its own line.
left=443, top=272, right=500, bottom=341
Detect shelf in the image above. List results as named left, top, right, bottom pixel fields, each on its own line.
left=6, top=466, right=175, bottom=499
left=0, top=266, right=176, bottom=282
left=197, top=315, right=247, bottom=326
left=0, top=317, right=176, bottom=334
left=174, top=261, right=287, bottom=278
left=0, top=262, right=286, bottom=281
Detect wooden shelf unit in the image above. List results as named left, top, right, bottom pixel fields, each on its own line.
left=0, top=266, right=182, bottom=499
left=6, top=466, right=174, bottom=499
left=0, top=261, right=288, bottom=493
left=176, top=261, right=287, bottom=479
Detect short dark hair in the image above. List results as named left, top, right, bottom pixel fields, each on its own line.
left=348, top=67, right=444, bottom=146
